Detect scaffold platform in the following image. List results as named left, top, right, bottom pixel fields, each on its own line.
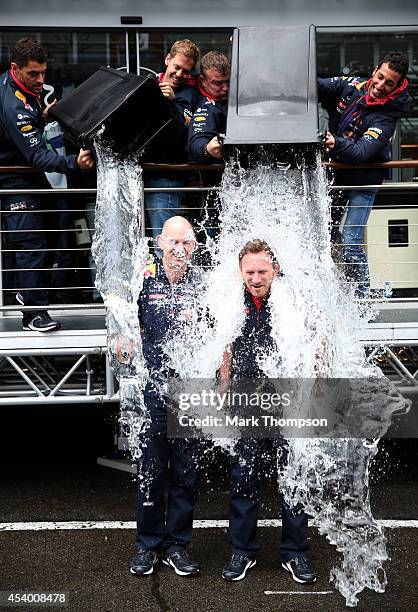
left=0, top=310, right=116, bottom=405
left=365, top=301, right=418, bottom=343
left=0, top=301, right=418, bottom=404
left=0, top=312, right=106, bottom=351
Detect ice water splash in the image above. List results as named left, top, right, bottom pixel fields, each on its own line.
left=91, top=133, right=409, bottom=604
left=163, top=153, right=409, bottom=606
left=92, top=135, right=150, bottom=459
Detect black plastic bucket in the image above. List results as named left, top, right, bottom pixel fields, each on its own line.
left=223, top=25, right=320, bottom=165
left=49, top=66, right=173, bottom=151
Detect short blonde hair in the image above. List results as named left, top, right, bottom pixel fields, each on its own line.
left=169, top=39, right=200, bottom=65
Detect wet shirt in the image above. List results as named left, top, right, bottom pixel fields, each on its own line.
left=0, top=69, right=77, bottom=188
left=188, top=93, right=227, bottom=162
left=318, top=75, right=411, bottom=185
left=139, top=260, right=200, bottom=377
left=232, top=289, right=276, bottom=379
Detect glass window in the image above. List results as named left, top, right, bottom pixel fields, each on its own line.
left=136, top=31, right=231, bottom=75
left=388, top=219, right=409, bottom=247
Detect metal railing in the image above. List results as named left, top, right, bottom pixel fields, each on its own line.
left=1, top=160, right=418, bottom=402
left=0, top=162, right=227, bottom=315
left=1, top=160, right=418, bottom=315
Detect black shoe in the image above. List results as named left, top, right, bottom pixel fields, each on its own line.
left=282, top=556, right=317, bottom=584
left=162, top=550, right=200, bottom=576
left=22, top=312, right=61, bottom=332
left=222, top=554, right=256, bottom=581
left=130, top=549, right=159, bottom=576
left=16, top=292, right=24, bottom=306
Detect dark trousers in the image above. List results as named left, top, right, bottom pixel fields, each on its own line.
left=229, top=438, right=308, bottom=561
left=49, top=196, right=78, bottom=291
left=136, top=434, right=200, bottom=553
left=1, top=196, right=48, bottom=322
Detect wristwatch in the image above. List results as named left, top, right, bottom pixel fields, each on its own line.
left=203, top=144, right=212, bottom=158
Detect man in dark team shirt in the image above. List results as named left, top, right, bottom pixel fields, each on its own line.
left=130, top=215, right=202, bottom=578
left=188, top=51, right=230, bottom=163
left=318, top=52, right=411, bottom=297
left=219, top=240, right=316, bottom=584
left=0, top=37, right=94, bottom=331
left=142, top=39, right=200, bottom=240
left=187, top=51, right=230, bottom=239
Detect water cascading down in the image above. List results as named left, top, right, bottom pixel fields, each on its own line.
left=50, top=31, right=410, bottom=607
left=164, top=25, right=410, bottom=607
left=218, top=25, right=410, bottom=606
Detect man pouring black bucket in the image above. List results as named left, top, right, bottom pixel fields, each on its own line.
left=0, top=37, right=94, bottom=331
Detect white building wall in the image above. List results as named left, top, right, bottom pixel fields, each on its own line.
left=366, top=209, right=418, bottom=291
left=1, top=0, right=418, bottom=28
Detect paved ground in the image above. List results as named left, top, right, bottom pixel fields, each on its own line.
left=0, top=404, right=416, bottom=611
left=1, top=528, right=417, bottom=612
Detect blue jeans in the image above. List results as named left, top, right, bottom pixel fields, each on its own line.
left=144, top=177, right=184, bottom=240
left=337, top=189, right=378, bottom=298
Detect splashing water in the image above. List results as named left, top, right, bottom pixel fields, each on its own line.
left=91, top=133, right=409, bottom=605
left=91, top=135, right=150, bottom=459
left=163, top=152, right=410, bottom=606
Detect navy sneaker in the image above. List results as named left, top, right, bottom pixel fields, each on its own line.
left=130, top=549, right=159, bottom=576
left=22, top=312, right=61, bottom=332
left=16, top=292, right=24, bottom=306
left=162, top=550, right=200, bottom=576
left=222, top=554, right=256, bottom=581
left=282, top=556, right=317, bottom=583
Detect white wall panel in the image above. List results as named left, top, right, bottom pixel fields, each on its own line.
left=1, top=0, right=418, bottom=28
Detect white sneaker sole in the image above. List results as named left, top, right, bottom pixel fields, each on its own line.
left=222, top=559, right=256, bottom=581
left=130, top=565, right=155, bottom=576
left=22, top=322, right=61, bottom=332
left=162, top=558, right=200, bottom=576
left=282, top=561, right=316, bottom=584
